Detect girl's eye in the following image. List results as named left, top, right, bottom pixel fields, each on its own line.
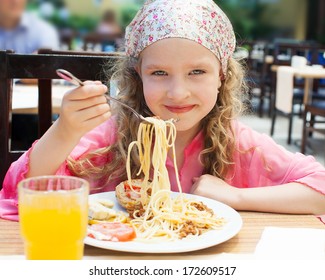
left=190, top=69, right=205, bottom=75
left=152, top=70, right=167, bottom=76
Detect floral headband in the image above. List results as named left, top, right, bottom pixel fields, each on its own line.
left=125, top=0, right=236, bottom=77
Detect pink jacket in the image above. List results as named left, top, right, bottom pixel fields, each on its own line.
left=1, top=119, right=325, bottom=222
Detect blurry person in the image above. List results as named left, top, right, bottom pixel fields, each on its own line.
left=85, top=9, right=123, bottom=52
left=0, top=0, right=60, bottom=53
left=0, top=0, right=60, bottom=155
left=96, top=9, right=122, bottom=36
left=0, top=0, right=60, bottom=80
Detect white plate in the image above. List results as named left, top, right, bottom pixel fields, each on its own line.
left=84, top=191, right=242, bottom=253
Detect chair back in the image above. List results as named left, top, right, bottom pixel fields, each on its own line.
left=82, top=32, right=124, bottom=52
left=0, top=49, right=122, bottom=187
left=272, top=41, right=319, bottom=66
left=236, top=40, right=272, bottom=117
left=275, top=66, right=295, bottom=114
left=270, top=42, right=321, bottom=100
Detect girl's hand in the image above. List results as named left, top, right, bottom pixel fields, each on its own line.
left=191, top=175, right=325, bottom=215
left=190, top=174, right=241, bottom=209
left=57, top=81, right=111, bottom=140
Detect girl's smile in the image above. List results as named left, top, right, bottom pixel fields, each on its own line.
left=164, top=104, right=196, bottom=114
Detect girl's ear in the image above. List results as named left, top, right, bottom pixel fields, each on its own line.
left=134, top=65, right=141, bottom=78
left=219, top=69, right=225, bottom=82
left=217, top=70, right=223, bottom=88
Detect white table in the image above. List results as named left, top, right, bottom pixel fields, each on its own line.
left=12, top=83, right=73, bottom=115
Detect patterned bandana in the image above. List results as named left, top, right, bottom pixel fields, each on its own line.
left=125, top=0, right=236, bottom=76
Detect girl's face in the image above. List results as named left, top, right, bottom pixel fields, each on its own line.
left=138, top=38, right=222, bottom=134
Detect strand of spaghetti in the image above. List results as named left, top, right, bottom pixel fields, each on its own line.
left=138, top=123, right=152, bottom=204
left=126, top=124, right=152, bottom=203
left=165, top=119, right=183, bottom=204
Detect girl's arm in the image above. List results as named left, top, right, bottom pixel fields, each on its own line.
left=236, top=182, right=325, bottom=215
left=191, top=175, right=325, bottom=215
left=27, top=81, right=111, bottom=177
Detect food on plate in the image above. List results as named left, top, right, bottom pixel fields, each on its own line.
left=115, top=179, right=151, bottom=213
left=87, top=222, right=136, bottom=242
left=87, top=198, right=131, bottom=240
left=88, top=200, right=116, bottom=220
left=94, top=198, right=114, bottom=208
left=88, top=197, right=129, bottom=223
left=88, top=117, right=225, bottom=243
left=122, top=117, right=225, bottom=241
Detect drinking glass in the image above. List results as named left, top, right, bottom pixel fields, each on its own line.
left=18, top=175, right=89, bottom=260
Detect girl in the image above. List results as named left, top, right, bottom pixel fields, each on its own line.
left=1, top=0, right=325, bottom=222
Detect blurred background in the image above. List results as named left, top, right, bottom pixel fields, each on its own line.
left=24, top=0, right=324, bottom=51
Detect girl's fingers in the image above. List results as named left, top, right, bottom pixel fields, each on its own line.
left=59, top=81, right=111, bottom=135
left=63, top=94, right=108, bottom=113
left=65, top=83, right=108, bottom=101
left=69, top=108, right=112, bottom=133
left=81, top=111, right=112, bottom=129
left=75, top=103, right=111, bottom=122
left=83, top=80, right=103, bottom=85
left=58, top=109, right=112, bottom=138
left=192, top=177, right=199, bottom=182
left=62, top=103, right=111, bottom=133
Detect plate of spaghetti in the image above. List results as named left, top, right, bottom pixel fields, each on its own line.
left=85, top=116, right=242, bottom=253
left=85, top=190, right=242, bottom=253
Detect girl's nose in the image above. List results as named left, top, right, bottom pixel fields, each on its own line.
left=166, top=77, right=190, bottom=100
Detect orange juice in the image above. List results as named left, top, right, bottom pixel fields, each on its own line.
left=18, top=176, right=89, bottom=260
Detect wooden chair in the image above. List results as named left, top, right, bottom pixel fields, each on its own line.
left=237, top=40, right=275, bottom=118
left=82, top=32, right=124, bottom=52
left=269, top=42, right=325, bottom=144
left=0, top=49, right=123, bottom=188
left=58, top=28, right=77, bottom=50
left=312, top=45, right=325, bottom=92
left=301, top=101, right=325, bottom=154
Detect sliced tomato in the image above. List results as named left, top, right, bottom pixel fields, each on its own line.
left=124, top=182, right=141, bottom=199
left=88, top=222, right=136, bottom=242
left=124, top=182, right=141, bottom=192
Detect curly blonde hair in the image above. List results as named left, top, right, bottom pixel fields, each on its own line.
left=67, top=56, right=248, bottom=186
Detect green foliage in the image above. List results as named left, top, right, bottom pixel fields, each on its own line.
left=119, top=5, right=141, bottom=30
left=27, top=0, right=65, bottom=8
left=215, top=1, right=275, bottom=40
left=26, top=1, right=98, bottom=32
left=48, top=13, right=98, bottom=32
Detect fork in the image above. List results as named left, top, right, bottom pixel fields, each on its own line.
left=56, top=68, right=148, bottom=121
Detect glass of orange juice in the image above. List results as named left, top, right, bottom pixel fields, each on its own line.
left=18, top=175, right=89, bottom=260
